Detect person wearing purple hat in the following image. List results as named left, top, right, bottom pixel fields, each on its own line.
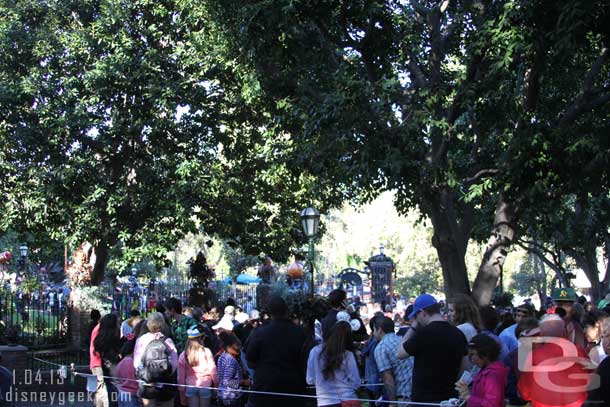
left=397, top=293, right=468, bottom=403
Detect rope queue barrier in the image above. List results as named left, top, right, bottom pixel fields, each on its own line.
left=31, top=357, right=89, bottom=370
left=28, top=356, right=463, bottom=407
left=71, top=369, right=460, bottom=406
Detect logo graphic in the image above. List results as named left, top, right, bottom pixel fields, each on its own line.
left=518, top=336, right=599, bottom=394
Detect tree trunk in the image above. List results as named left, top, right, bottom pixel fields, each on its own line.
left=472, top=197, right=516, bottom=306
left=90, top=242, right=109, bottom=286
left=429, top=188, right=472, bottom=299
left=569, top=248, right=605, bottom=304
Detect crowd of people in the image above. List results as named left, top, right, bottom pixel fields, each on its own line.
left=87, top=287, right=610, bottom=407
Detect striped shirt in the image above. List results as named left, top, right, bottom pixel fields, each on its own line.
left=217, top=352, right=243, bottom=402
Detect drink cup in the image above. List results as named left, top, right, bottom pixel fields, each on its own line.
left=459, top=370, right=473, bottom=386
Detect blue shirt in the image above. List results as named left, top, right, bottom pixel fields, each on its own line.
left=217, top=352, right=243, bottom=402
left=306, top=344, right=360, bottom=406
left=374, top=333, right=413, bottom=399
left=499, top=324, right=519, bottom=354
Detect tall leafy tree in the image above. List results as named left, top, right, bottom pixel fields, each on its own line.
left=0, top=0, right=338, bottom=283
left=205, top=0, right=610, bottom=303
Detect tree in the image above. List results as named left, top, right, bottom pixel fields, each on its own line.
left=510, top=250, right=552, bottom=308
left=0, top=0, right=341, bottom=283
left=517, top=194, right=610, bottom=303
left=205, top=0, right=610, bottom=303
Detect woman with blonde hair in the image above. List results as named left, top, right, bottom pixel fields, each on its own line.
left=133, top=312, right=178, bottom=407
left=447, top=294, right=483, bottom=341
left=178, top=327, right=218, bottom=407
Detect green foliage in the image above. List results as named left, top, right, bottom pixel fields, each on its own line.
left=19, top=275, right=41, bottom=294
left=0, top=0, right=342, bottom=279
left=70, top=286, right=112, bottom=313
left=1, top=0, right=609, bottom=299
left=203, top=0, right=610, bottom=301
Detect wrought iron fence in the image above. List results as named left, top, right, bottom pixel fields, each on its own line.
left=112, top=283, right=258, bottom=316
left=215, top=282, right=257, bottom=310
left=112, top=289, right=189, bottom=318
left=0, top=292, right=70, bottom=349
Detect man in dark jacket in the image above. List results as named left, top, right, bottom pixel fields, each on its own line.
left=246, top=296, right=307, bottom=407
left=320, top=289, right=347, bottom=342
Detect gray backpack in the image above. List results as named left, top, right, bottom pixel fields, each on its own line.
left=137, top=336, right=172, bottom=383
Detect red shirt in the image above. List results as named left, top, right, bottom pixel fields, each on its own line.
left=89, top=323, right=102, bottom=370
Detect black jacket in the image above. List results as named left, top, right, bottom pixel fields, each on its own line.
left=246, top=319, right=307, bottom=407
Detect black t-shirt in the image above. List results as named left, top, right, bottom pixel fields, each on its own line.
left=403, top=320, right=468, bottom=402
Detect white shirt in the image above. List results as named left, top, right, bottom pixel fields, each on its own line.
left=457, top=322, right=477, bottom=342
left=306, top=344, right=360, bottom=406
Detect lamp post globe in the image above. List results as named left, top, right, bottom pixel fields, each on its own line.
left=19, top=245, right=28, bottom=258
left=300, top=207, right=320, bottom=238
left=300, top=207, right=320, bottom=295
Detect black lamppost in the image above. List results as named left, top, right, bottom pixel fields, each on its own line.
left=300, top=207, right=320, bottom=295
left=19, top=245, right=28, bottom=277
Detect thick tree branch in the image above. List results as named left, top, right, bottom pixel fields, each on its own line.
left=311, top=17, right=353, bottom=48
left=428, top=9, right=443, bottom=85
left=406, top=50, right=429, bottom=88
left=557, top=47, right=610, bottom=128
left=515, top=240, right=568, bottom=285
left=463, top=168, right=500, bottom=185
left=584, top=47, right=609, bottom=92
left=410, top=0, right=430, bottom=17
left=457, top=201, right=475, bottom=258
left=558, top=91, right=610, bottom=128
left=441, top=17, right=461, bottom=52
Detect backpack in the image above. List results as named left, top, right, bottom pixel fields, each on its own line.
left=137, top=335, right=173, bottom=383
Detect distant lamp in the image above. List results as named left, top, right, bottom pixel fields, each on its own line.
left=379, top=244, right=385, bottom=256
left=19, top=245, right=28, bottom=258
left=131, top=267, right=137, bottom=275
left=300, top=207, right=321, bottom=296
left=300, top=207, right=320, bottom=238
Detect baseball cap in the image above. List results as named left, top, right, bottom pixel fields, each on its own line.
left=187, top=327, right=204, bottom=339
left=408, top=294, right=438, bottom=319
left=552, top=287, right=577, bottom=302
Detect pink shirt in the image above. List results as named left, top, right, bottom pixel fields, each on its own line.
left=177, top=348, right=218, bottom=400
left=89, top=323, right=102, bottom=371
left=115, top=356, right=138, bottom=394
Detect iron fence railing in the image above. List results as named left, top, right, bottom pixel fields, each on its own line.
left=112, top=283, right=259, bottom=316
left=215, top=282, right=257, bottom=310
left=0, top=293, right=70, bottom=349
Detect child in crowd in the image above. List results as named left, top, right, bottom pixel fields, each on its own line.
left=178, top=328, right=218, bottom=407
left=115, top=336, right=139, bottom=407
left=217, top=334, right=250, bottom=407
left=455, top=334, right=509, bottom=407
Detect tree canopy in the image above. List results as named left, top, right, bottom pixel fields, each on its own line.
left=204, top=0, right=610, bottom=303
left=1, top=0, right=609, bottom=301
left=0, top=0, right=341, bottom=282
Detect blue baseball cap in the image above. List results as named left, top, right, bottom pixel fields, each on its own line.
left=408, top=294, right=438, bottom=319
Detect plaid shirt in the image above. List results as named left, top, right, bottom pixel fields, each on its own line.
left=172, top=316, right=197, bottom=354
left=374, top=333, right=413, bottom=399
